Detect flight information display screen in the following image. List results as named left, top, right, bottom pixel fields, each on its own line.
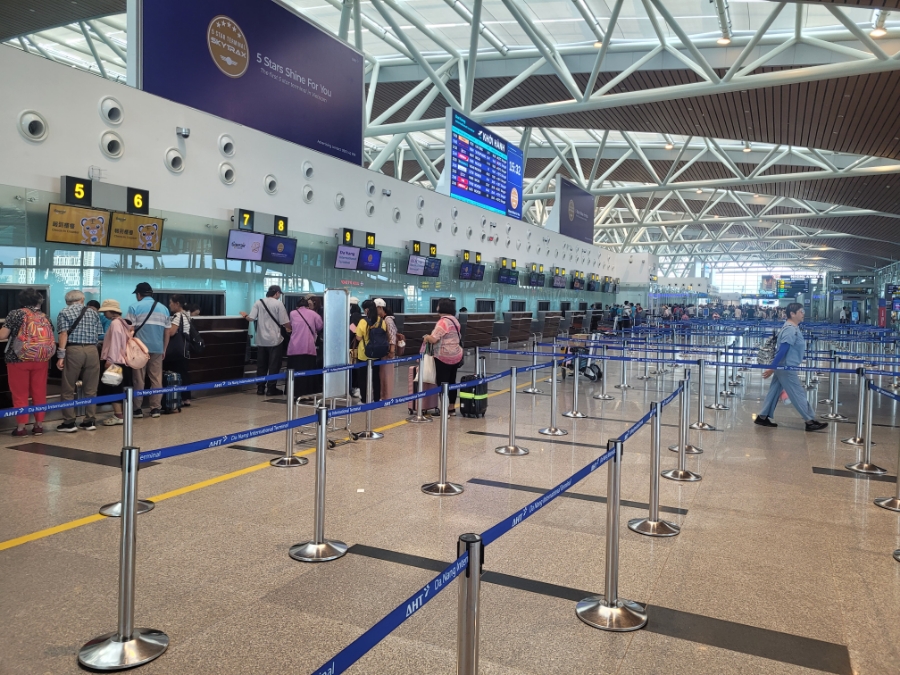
left=444, top=109, right=523, bottom=219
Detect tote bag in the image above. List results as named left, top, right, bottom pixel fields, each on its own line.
left=420, top=342, right=437, bottom=383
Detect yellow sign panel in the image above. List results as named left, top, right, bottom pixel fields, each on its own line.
left=109, top=212, right=164, bottom=251
left=46, top=203, right=110, bottom=246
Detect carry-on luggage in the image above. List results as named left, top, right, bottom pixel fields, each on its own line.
left=408, top=366, right=439, bottom=414
left=161, top=371, right=183, bottom=414
left=458, top=374, right=488, bottom=418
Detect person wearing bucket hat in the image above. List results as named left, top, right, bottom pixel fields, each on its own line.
left=125, top=283, right=171, bottom=418
left=98, top=299, right=134, bottom=426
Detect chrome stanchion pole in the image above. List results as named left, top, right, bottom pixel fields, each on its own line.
left=272, top=369, right=310, bottom=465
left=563, top=357, right=586, bottom=418
left=841, top=368, right=870, bottom=446
left=637, top=352, right=651, bottom=381
left=539, top=357, right=568, bottom=436
left=691, top=359, right=715, bottom=430
left=475, top=347, right=481, bottom=376
left=846, top=382, right=887, bottom=475
left=707, top=351, right=729, bottom=410
left=874, top=423, right=900, bottom=512
left=820, top=349, right=837, bottom=404
left=523, top=338, right=543, bottom=394
left=577, top=439, right=648, bottom=631
left=356, top=361, right=384, bottom=440
left=663, top=380, right=702, bottom=482
left=78, top=445, right=169, bottom=669
left=728, top=342, right=740, bottom=388
left=669, top=369, right=701, bottom=454
left=615, top=341, right=631, bottom=389
left=290, top=406, right=348, bottom=561
left=629, top=403, right=680, bottom=537
left=722, top=344, right=736, bottom=397
left=457, top=533, right=483, bottom=675
left=594, top=346, right=615, bottom=400
left=100, top=388, right=154, bottom=517
left=408, top=356, right=433, bottom=423
left=821, top=355, right=848, bottom=420
left=496, top=367, right=528, bottom=455
left=422, top=384, right=464, bottom=494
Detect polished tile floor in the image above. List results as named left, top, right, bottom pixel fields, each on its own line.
left=1, top=355, right=898, bottom=674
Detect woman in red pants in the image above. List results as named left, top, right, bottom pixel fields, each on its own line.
left=0, top=288, right=55, bottom=436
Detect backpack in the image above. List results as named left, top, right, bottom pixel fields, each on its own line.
left=757, top=329, right=779, bottom=364
left=188, top=321, right=206, bottom=355
left=124, top=335, right=150, bottom=369
left=363, top=318, right=389, bottom=359
left=12, top=309, right=55, bottom=362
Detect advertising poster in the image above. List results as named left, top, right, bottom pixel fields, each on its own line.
left=109, top=213, right=164, bottom=251
left=557, top=177, right=594, bottom=245
left=142, top=0, right=364, bottom=164
left=46, top=204, right=111, bottom=247
left=227, top=229, right=264, bottom=261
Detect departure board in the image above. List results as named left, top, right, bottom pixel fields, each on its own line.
left=442, top=109, right=523, bottom=219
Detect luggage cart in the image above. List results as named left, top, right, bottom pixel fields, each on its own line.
left=294, top=394, right=353, bottom=449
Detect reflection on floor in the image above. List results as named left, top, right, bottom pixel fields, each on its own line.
left=1, top=356, right=898, bottom=674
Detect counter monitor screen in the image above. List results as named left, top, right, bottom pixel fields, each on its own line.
left=109, top=212, right=164, bottom=251
left=571, top=277, right=584, bottom=291
left=335, top=245, right=361, bottom=270
left=356, top=248, right=382, bottom=272
left=226, top=229, right=265, bottom=261
left=552, top=275, right=566, bottom=289
left=472, top=264, right=486, bottom=281
left=407, top=254, right=426, bottom=276
left=423, top=257, right=442, bottom=277
left=261, top=235, right=297, bottom=265
left=46, top=203, right=111, bottom=247
left=459, top=261, right=474, bottom=280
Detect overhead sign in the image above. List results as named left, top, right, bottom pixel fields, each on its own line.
left=556, top=177, right=594, bottom=245
left=142, top=0, right=364, bottom=164
left=109, top=212, right=164, bottom=251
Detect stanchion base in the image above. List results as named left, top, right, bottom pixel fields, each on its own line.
left=668, top=444, right=702, bottom=455
left=614, top=384, right=632, bottom=390
left=818, top=398, right=833, bottom=404
left=576, top=596, right=647, bottom=632
left=841, top=437, right=864, bottom=446
left=593, top=394, right=615, bottom=400
left=722, top=390, right=737, bottom=398
left=705, top=404, right=729, bottom=411
left=661, top=468, right=702, bottom=482
left=689, top=421, right=716, bottom=431
left=289, top=539, right=349, bottom=562
left=539, top=427, right=568, bottom=436
left=821, top=413, right=848, bottom=421
left=562, top=410, right=587, bottom=418
left=845, top=461, right=887, bottom=475
left=356, top=431, right=384, bottom=440
left=421, top=481, right=464, bottom=496
left=894, top=549, right=900, bottom=563
left=628, top=517, right=681, bottom=537
left=874, top=496, right=900, bottom=512
left=803, top=384, right=816, bottom=391
left=636, top=376, right=652, bottom=381
left=522, top=387, right=543, bottom=394
left=270, top=455, right=309, bottom=468
left=407, top=414, right=433, bottom=424
left=728, top=381, right=741, bottom=388
left=495, top=445, right=529, bottom=456
left=78, top=628, right=169, bottom=670
left=99, top=499, right=155, bottom=518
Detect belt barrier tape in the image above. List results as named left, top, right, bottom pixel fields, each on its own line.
left=870, top=382, right=900, bottom=404
left=0, top=393, right=126, bottom=418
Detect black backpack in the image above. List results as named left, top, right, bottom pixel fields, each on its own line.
left=364, top=318, right=389, bottom=359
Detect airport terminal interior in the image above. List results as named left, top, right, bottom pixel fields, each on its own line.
left=2, top=0, right=900, bottom=673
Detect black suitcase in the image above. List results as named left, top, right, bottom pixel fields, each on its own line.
left=162, top=371, right=182, bottom=414
left=458, top=374, right=488, bottom=418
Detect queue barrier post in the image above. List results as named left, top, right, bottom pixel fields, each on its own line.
left=727, top=342, right=740, bottom=388
left=706, top=351, right=729, bottom=411
left=456, top=533, right=483, bottom=675
left=563, top=356, right=586, bottom=419
left=722, top=344, right=737, bottom=397
left=539, top=357, right=568, bottom=436
left=475, top=347, right=481, bottom=376
left=290, top=406, right=348, bottom=562
left=356, top=360, right=384, bottom=440
left=637, top=352, right=652, bottom=381
left=78, top=445, right=169, bottom=669
left=496, top=367, right=528, bottom=456
left=628, top=402, right=680, bottom=538
left=271, top=369, right=310, bottom=467
left=819, top=350, right=837, bottom=404
left=821, top=355, right=848, bottom=421
left=663, top=379, right=702, bottom=483
left=422, top=384, right=464, bottom=495
left=669, top=368, right=701, bottom=455
left=841, top=368, right=871, bottom=447
left=874, top=416, right=900, bottom=512
left=690, top=359, right=715, bottom=431
left=100, top=388, right=155, bottom=517
left=845, top=382, right=887, bottom=476
left=523, top=338, right=543, bottom=394
left=615, top=341, right=631, bottom=389
left=408, top=357, right=433, bottom=424
left=576, top=439, right=648, bottom=631
left=593, top=346, right=615, bottom=401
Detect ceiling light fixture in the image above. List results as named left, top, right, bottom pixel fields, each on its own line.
left=593, top=41, right=602, bottom=48
left=663, top=134, right=675, bottom=150
left=696, top=188, right=703, bottom=194
left=870, top=9, right=889, bottom=38
left=713, top=0, right=733, bottom=46
left=743, top=141, right=752, bottom=153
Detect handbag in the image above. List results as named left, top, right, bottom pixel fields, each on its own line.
left=259, top=298, right=290, bottom=342
left=420, top=342, right=437, bottom=383
left=167, top=314, right=190, bottom=360
left=101, top=364, right=123, bottom=386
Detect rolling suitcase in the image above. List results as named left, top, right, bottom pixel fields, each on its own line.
left=162, top=371, right=183, bottom=414
left=408, top=366, right=439, bottom=414
left=458, top=374, right=488, bottom=418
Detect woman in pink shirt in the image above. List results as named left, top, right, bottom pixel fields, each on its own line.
left=98, top=299, right=134, bottom=426
left=287, top=298, right=323, bottom=399
left=422, top=298, right=464, bottom=416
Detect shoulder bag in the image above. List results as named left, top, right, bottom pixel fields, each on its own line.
left=260, top=298, right=290, bottom=342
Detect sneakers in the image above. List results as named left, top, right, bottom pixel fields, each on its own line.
left=32, top=425, right=43, bottom=436
left=754, top=415, right=778, bottom=427
left=150, top=408, right=161, bottom=418
left=103, top=416, right=124, bottom=426
left=257, top=389, right=266, bottom=396
left=805, top=420, right=828, bottom=431
left=133, top=409, right=144, bottom=419
left=56, top=421, right=78, bottom=433
left=11, top=428, right=28, bottom=437
left=79, top=419, right=97, bottom=431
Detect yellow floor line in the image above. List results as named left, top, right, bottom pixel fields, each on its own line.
left=0, top=418, right=400, bottom=552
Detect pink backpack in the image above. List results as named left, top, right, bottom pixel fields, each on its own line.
left=124, top=336, right=150, bottom=369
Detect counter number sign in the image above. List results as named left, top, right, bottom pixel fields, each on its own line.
left=237, top=209, right=255, bottom=232
left=63, top=176, right=92, bottom=207
left=275, top=215, right=288, bottom=235
left=343, top=228, right=354, bottom=245
left=463, top=250, right=470, bottom=262
left=126, top=187, right=150, bottom=215
left=412, top=240, right=421, bottom=254
left=366, top=232, right=376, bottom=248
left=429, top=243, right=437, bottom=257
left=475, top=252, right=482, bottom=264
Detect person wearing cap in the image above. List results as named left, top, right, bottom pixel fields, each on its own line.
left=375, top=299, right=398, bottom=399
left=240, top=285, right=291, bottom=396
left=55, top=290, right=104, bottom=432
left=125, top=283, right=171, bottom=418
left=97, top=299, right=133, bottom=426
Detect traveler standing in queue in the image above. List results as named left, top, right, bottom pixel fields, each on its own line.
left=348, top=297, right=363, bottom=398
left=288, top=296, right=323, bottom=400
left=98, top=299, right=133, bottom=426
left=88, top=300, right=110, bottom=341
left=422, top=298, right=463, bottom=416
left=354, top=301, right=384, bottom=402
left=0, top=288, right=54, bottom=436
left=56, top=290, right=104, bottom=432
left=126, top=282, right=171, bottom=418
left=164, top=294, right=193, bottom=408
left=375, top=299, right=398, bottom=399
left=240, top=285, right=291, bottom=396
left=755, top=302, right=828, bottom=431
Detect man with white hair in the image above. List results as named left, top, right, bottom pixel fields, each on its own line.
left=56, top=289, right=103, bottom=432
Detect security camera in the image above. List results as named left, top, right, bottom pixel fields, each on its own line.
left=382, top=189, right=391, bottom=197
left=176, top=127, right=191, bottom=138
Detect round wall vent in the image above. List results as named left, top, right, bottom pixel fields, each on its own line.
left=302, top=161, right=314, bottom=179
left=303, top=185, right=314, bottom=203
left=99, top=97, right=123, bottom=125
left=219, top=162, right=235, bottom=185
left=219, top=134, right=235, bottom=157
left=18, top=110, right=48, bottom=142
left=100, top=131, right=123, bottom=158
left=335, top=193, right=346, bottom=210
left=264, top=174, right=278, bottom=194
left=164, top=147, right=184, bottom=173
